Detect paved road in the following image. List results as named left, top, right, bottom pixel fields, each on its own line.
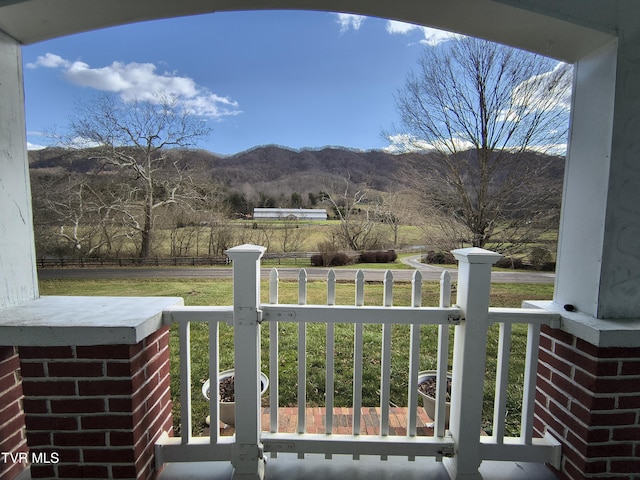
left=37, top=255, right=554, bottom=284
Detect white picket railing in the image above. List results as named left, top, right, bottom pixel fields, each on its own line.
left=155, top=244, right=562, bottom=480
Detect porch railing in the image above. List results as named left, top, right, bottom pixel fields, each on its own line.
left=155, top=244, right=562, bottom=480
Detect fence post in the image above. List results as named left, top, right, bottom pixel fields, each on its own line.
left=444, top=247, right=501, bottom=480
left=226, top=244, right=266, bottom=480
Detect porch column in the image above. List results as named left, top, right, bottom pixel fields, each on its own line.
left=0, top=29, right=38, bottom=309
left=444, top=247, right=501, bottom=480
left=226, top=244, right=266, bottom=480
left=0, top=347, right=28, bottom=480
left=536, top=7, right=640, bottom=479
left=0, top=296, right=182, bottom=480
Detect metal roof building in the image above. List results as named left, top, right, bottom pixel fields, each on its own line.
left=253, top=208, right=327, bottom=220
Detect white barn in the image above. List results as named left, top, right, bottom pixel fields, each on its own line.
left=253, top=208, right=327, bottom=220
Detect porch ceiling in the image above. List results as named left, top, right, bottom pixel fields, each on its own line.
left=0, top=0, right=615, bottom=62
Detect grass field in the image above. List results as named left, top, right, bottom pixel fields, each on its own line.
left=39, top=277, right=554, bottom=437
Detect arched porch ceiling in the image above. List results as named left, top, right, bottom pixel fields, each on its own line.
left=0, top=0, right=615, bottom=62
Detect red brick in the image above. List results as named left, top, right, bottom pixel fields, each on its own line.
left=144, top=351, right=168, bottom=378
left=25, top=415, right=78, bottom=431
left=22, top=398, right=49, bottom=414
left=2, top=463, right=28, bottom=480
left=75, top=344, right=131, bottom=359
left=582, top=459, right=609, bottom=474
left=78, top=379, right=132, bottom=396
left=110, top=431, right=134, bottom=446
left=585, top=428, right=611, bottom=443
left=24, top=431, right=51, bottom=447
left=108, top=397, right=134, bottom=413
left=50, top=398, right=106, bottom=414
left=81, top=414, right=132, bottom=430
left=112, top=465, right=138, bottom=478
left=539, top=349, right=572, bottom=376
left=537, top=376, right=570, bottom=406
left=48, top=361, right=104, bottom=378
left=610, top=459, right=640, bottom=474
left=548, top=401, right=589, bottom=438
left=83, top=448, right=135, bottom=463
left=53, top=431, right=106, bottom=446
left=542, top=325, right=575, bottom=347
left=0, top=372, right=18, bottom=394
left=21, top=379, right=76, bottom=396
left=574, top=370, right=640, bottom=394
left=18, top=346, right=74, bottom=359
left=28, top=464, right=56, bottom=478
left=18, top=361, right=45, bottom=377
left=561, top=442, right=589, bottom=474
left=618, top=394, right=640, bottom=409
left=0, top=399, right=22, bottom=423
left=106, top=361, right=132, bottom=377
left=0, top=386, right=23, bottom=412
left=569, top=401, right=592, bottom=425
left=57, top=464, right=109, bottom=478
left=612, top=426, right=640, bottom=441
left=539, top=332, right=552, bottom=350
left=587, top=442, right=633, bottom=457
left=0, top=346, right=17, bottom=363
left=551, top=371, right=592, bottom=406
left=590, top=411, right=637, bottom=426
left=587, top=395, right=616, bottom=411
left=554, top=343, right=598, bottom=377
left=620, top=360, right=640, bottom=375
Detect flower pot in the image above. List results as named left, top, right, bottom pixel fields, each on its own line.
left=202, top=368, right=269, bottom=426
left=417, top=370, right=452, bottom=426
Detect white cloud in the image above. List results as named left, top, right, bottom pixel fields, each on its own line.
left=27, top=142, right=47, bottom=150
left=335, top=13, right=366, bottom=32
left=384, top=133, right=475, bottom=153
left=26, top=53, right=70, bottom=69
left=385, top=20, right=456, bottom=46
left=512, top=62, right=572, bottom=111
left=383, top=134, right=434, bottom=153
left=28, top=54, right=240, bottom=119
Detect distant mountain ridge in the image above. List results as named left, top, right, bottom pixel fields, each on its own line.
left=28, top=144, right=564, bottom=196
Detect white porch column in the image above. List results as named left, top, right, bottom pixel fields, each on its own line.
left=444, top=247, right=501, bottom=480
left=556, top=11, right=640, bottom=320
left=0, top=30, right=38, bottom=309
left=226, top=244, right=266, bottom=480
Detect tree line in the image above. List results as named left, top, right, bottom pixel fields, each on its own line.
left=31, top=36, right=570, bottom=262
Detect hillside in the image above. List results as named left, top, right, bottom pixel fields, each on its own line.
left=28, top=144, right=564, bottom=198
left=28, top=145, right=402, bottom=194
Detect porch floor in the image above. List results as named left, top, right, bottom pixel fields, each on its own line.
left=212, top=407, right=437, bottom=436
left=159, top=407, right=560, bottom=480
left=158, top=455, right=560, bottom=480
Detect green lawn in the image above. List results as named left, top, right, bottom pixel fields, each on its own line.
left=39, top=277, right=553, bottom=437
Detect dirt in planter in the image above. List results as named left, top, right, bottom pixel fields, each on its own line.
left=220, top=375, right=236, bottom=402
left=418, top=375, right=452, bottom=402
left=219, top=376, right=266, bottom=403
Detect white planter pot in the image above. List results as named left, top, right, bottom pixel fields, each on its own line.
left=202, top=368, right=269, bottom=426
left=417, top=370, right=452, bottom=426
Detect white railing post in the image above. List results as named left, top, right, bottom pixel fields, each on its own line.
left=444, top=247, right=501, bottom=480
left=226, top=244, right=266, bottom=480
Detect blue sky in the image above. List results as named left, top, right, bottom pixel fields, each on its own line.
left=22, top=11, right=454, bottom=155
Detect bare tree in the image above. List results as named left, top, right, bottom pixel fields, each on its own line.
left=390, top=37, right=570, bottom=252
left=322, top=175, right=382, bottom=251
left=68, top=93, right=211, bottom=258
left=31, top=172, right=137, bottom=257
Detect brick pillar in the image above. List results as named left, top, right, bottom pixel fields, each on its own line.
left=18, top=327, right=173, bottom=479
left=0, top=346, right=28, bottom=480
left=535, top=325, right=640, bottom=480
